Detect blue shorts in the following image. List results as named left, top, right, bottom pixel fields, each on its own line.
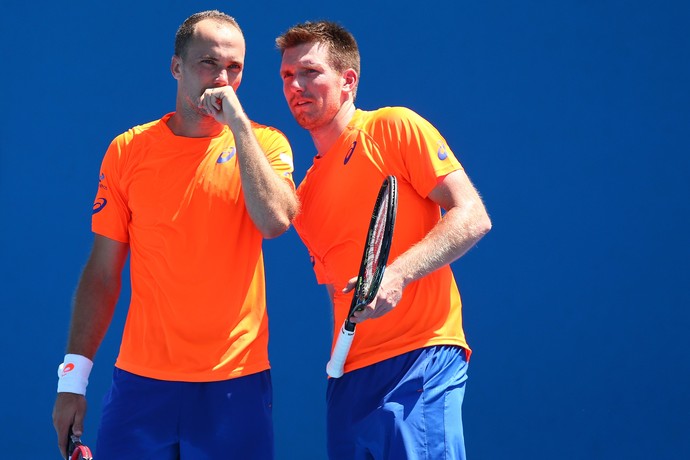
left=96, top=368, right=273, bottom=460
left=326, top=345, right=468, bottom=460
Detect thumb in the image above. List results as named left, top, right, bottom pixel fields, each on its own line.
left=342, top=276, right=358, bottom=293
left=71, top=417, right=84, bottom=438
left=71, top=401, right=87, bottom=437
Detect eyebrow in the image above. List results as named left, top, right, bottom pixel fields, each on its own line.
left=298, top=57, right=319, bottom=66
left=196, top=54, right=243, bottom=65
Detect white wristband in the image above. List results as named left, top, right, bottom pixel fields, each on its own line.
left=57, top=354, right=93, bottom=395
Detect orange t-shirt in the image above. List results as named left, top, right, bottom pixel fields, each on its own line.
left=92, top=113, right=295, bottom=382
left=294, top=107, right=469, bottom=374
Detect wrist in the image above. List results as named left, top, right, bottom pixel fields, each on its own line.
left=57, top=354, right=93, bottom=395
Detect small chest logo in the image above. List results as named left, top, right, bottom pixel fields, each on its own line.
left=344, top=141, right=357, bottom=165
left=218, top=147, right=236, bottom=164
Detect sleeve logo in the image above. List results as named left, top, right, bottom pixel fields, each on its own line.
left=93, top=198, right=107, bottom=214
left=437, top=141, right=449, bottom=160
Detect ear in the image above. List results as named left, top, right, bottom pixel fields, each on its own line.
left=343, top=69, right=358, bottom=94
left=171, top=55, right=182, bottom=80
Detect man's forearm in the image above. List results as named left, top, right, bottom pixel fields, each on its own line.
left=387, top=200, right=491, bottom=287
left=231, top=116, right=298, bottom=238
left=66, top=266, right=121, bottom=360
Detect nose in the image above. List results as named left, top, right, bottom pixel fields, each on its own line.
left=286, top=76, right=303, bottom=93
left=216, top=69, right=229, bottom=85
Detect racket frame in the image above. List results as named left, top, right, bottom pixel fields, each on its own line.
left=326, top=175, right=398, bottom=378
left=67, top=426, right=94, bottom=460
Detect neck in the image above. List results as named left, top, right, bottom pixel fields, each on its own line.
left=311, top=102, right=356, bottom=157
left=167, top=99, right=224, bottom=138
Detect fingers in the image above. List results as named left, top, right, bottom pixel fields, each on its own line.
left=199, top=86, right=239, bottom=115
left=53, top=393, right=87, bottom=459
left=197, top=92, right=218, bottom=115
left=349, top=307, right=368, bottom=324
left=72, top=408, right=85, bottom=437
left=53, top=400, right=70, bottom=458
left=199, top=96, right=222, bottom=113
left=342, top=263, right=408, bottom=325
left=342, top=277, right=358, bottom=294
left=350, top=301, right=390, bottom=324
left=347, top=274, right=404, bottom=324
left=56, top=428, right=68, bottom=460
left=55, top=419, right=69, bottom=459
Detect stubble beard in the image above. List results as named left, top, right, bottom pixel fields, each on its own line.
left=292, top=102, right=338, bottom=132
left=293, top=111, right=318, bottom=131
left=181, top=93, right=215, bottom=122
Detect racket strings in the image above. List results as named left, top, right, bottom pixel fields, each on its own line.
left=360, top=192, right=390, bottom=296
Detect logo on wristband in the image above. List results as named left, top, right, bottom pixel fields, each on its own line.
left=61, top=363, right=75, bottom=376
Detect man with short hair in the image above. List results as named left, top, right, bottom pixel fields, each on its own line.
left=53, top=10, right=297, bottom=459
left=277, top=20, right=491, bottom=459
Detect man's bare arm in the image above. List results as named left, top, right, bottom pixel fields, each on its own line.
left=200, top=86, right=299, bottom=238
left=350, top=169, right=492, bottom=322
left=53, top=235, right=129, bottom=456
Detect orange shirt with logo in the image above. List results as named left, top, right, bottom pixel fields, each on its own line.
left=92, top=113, right=294, bottom=382
left=294, top=107, right=470, bottom=374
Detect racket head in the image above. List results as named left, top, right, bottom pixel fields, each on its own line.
left=349, top=175, right=398, bottom=316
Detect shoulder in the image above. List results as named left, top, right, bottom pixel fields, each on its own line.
left=367, top=106, right=421, bottom=122
left=112, top=117, right=167, bottom=146
left=359, top=106, right=429, bottom=131
left=249, top=120, right=291, bottom=147
left=250, top=120, right=288, bottom=138
left=105, top=117, right=167, bottom=164
left=353, top=107, right=435, bottom=144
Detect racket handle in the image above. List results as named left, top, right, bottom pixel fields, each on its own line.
left=326, top=321, right=355, bottom=378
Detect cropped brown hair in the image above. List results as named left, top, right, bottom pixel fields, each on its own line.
left=174, top=10, right=242, bottom=58
left=276, top=20, right=360, bottom=77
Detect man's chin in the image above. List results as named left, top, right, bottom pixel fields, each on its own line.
left=291, top=112, right=314, bottom=129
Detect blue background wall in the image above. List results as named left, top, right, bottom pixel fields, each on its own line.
left=1, top=1, right=689, bottom=458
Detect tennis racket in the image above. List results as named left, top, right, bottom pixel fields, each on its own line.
left=67, top=426, right=94, bottom=460
left=326, top=175, right=398, bottom=378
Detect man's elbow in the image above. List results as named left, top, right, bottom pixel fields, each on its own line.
left=260, top=205, right=298, bottom=239
left=260, top=218, right=292, bottom=239
left=258, top=193, right=299, bottom=239
left=481, top=209, right=492, bottom=232
left=477, top=211, right=492, bottom=239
